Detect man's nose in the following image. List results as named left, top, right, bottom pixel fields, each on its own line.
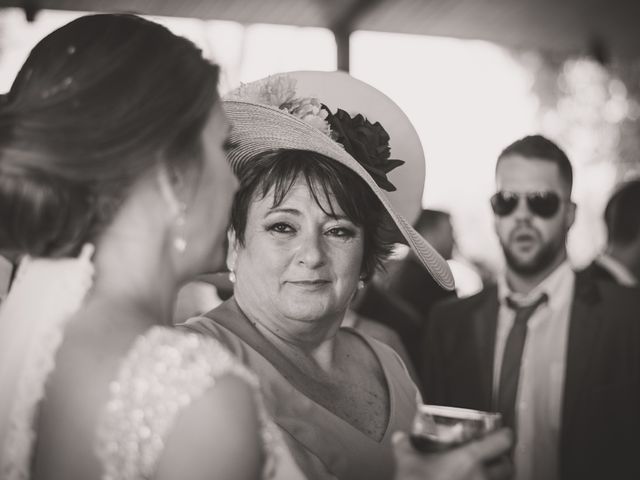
left=512, top=196, right=533, bottom=220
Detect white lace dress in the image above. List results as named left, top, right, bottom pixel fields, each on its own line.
left=95, top=326, right=303, bottom=480
left=1, top=324, right=304, bottom=480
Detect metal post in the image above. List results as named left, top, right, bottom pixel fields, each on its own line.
left=334, top=27, right=351, bottom=72
left=23, top=0, right=40, bottom=22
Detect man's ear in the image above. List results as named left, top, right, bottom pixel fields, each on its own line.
left=226, top=228, right=239, bottom=271
left=566, top=200, right=577, bottom=231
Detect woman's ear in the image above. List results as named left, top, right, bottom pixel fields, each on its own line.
left=226, top=228, right=239, bottom=272
left=156, top=163, right=184, bottom=218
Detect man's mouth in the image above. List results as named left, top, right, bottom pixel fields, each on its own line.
left=510, top=230, right=539, bottom=249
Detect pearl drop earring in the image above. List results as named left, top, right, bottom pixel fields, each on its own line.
left=173, top=203, right=187, bottom=253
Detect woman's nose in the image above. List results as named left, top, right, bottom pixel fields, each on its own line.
left=296, top=232, right=326, bottom=268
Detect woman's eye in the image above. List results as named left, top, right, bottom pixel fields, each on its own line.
left=326, top=227, right=355, bottom=238
left=268, top=222, right=295, bottom=234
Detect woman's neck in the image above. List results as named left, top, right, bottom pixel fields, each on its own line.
left=90, top=232, right=181, bottom=329
left=234, top=294, right=343, bottom=373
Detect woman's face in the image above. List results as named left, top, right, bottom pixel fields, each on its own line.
left=231, top=177, right=364, bottom=326
left=186, top=102, right=238, bottom=274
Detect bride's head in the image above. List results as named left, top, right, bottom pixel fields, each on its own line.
left=0, top=14, right=236, bottom=278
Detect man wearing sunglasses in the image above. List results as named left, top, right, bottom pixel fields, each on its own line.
left=421, top=135, right=640, bottom=480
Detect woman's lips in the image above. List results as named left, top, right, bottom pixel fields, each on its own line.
left=289, top=280, right=330, bottom=284
left=287, top=280, right=331, bottom=289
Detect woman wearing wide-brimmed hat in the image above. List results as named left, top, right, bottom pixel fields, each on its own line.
left=184, top=71, right=511, bottom=480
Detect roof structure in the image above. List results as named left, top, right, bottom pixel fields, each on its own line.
left=1, top=0, right=639, bottom=60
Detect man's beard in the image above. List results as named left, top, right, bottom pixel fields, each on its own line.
left=502, top=234, right=565, bottom=276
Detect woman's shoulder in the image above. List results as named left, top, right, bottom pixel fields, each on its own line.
left=180, top=314, right=234, bottom=341
left=340, top=323, right=403, bottom=367
left=95, top=325, right=260, bottom=479
left=340, top=324, right=420, bottom=397
left=342, top=316, right=420, bottom=384
left=117, top=326, right=254, bottom=382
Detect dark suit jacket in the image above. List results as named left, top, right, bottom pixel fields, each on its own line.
left=579, top=259, right=640, bottom=288
left=421, top=269, right=640, bottom=480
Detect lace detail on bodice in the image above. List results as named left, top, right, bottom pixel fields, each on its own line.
left=95, top=326, right=285, bottom=480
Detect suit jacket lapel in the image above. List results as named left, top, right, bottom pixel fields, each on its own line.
left=561, top=271, right=602, bottom=457
left=471, top=286, right=499, bottom=411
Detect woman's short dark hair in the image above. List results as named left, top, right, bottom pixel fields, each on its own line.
left=0, top=14, right=220, bottom=258
left=230, top=149, right=394, bottom=280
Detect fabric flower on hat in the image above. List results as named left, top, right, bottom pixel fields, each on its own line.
left=323, top=107, right=405, bottom=192
left=282, top=97, right=331, bottom=137
left=225, top=75, right=296, bottom=107
left=226, top=76, right=331, bottom=136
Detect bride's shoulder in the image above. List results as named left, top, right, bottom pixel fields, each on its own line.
left=117, top=326, right=256, bottom=383
left=96, top=326, right=262, bottom=480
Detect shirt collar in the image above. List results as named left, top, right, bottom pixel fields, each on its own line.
left=498, top=261, right=574, bottom=310
left=595, top=253, right=638, bottom=287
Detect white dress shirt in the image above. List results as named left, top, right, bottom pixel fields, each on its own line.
left=494, top=262, right=575, bottom=480
left=0, top=256, right=14, bottom=303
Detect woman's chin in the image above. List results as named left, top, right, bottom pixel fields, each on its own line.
left=280, top=301, right=344, bottom=324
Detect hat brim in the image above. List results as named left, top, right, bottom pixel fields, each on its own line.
left=289, top=71, right=425, bottom=224
left=223, top=72, right=454, bottom=291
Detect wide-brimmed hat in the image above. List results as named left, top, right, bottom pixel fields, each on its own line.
left=213, top=70, right=454, bottom=291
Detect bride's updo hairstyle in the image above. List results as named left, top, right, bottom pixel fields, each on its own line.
left=0, top=14, right=220, bottom=258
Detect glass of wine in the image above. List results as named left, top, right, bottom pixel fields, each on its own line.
left=410, top=405, right=502, bottom=453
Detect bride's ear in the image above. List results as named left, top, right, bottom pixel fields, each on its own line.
left=156, top=163, right=185, bottom=218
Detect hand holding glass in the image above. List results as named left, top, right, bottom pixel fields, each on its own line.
left=410, top=405, right=502, bottom=453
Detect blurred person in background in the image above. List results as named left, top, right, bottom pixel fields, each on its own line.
left=356, top=209, right=456, bottom=379
left=582, top=178, right=640, bottom=286
left=344, top=283, right=419, bottom=384
left=0, top=93, right=16, bottom=304
left=389, top=210, right=457, bottom=352
left=422, top=135, right=640, bottom=480
left=184, top=71, right=512, bottom=480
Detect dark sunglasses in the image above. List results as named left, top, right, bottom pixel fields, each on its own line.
left=490, top=191, right=563, bottom=218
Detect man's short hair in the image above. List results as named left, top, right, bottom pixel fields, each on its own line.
left=497, top=135, right=573, bottom=193
left=604, top=179, right=640, bottom=246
